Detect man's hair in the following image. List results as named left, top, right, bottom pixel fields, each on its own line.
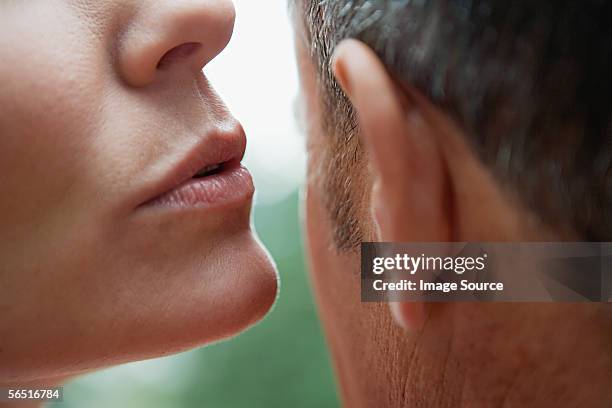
left=294, top=0, right=611, bottom=249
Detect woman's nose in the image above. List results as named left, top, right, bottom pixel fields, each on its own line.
left=118, top=0, right=235, bottom=87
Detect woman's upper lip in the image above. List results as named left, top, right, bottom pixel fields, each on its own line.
left=137, top=124, right=247, bottom=208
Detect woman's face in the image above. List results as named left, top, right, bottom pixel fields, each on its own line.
left=0, top=0, right=277, bottom=384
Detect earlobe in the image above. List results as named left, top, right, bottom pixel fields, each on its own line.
left=332, top=39, right=449, bottom=331
left=390, top=301, right=429, bottom=331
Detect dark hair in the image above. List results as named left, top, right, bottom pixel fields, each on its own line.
left=295, top=0, right=611, bottom=247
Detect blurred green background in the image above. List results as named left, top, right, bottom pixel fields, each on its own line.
left=51, top=191, right=339, bottom=408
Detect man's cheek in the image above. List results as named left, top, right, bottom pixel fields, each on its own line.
left=304, top=180, right=332, bottom=281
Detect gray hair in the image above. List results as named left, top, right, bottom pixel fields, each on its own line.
left=295, top=0, right=611, bottom=247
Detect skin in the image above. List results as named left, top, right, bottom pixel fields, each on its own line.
left=295, top=27, right=612, bottom=407
left=0, top=0, right=277, bottom=391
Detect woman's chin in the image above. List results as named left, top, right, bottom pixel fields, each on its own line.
left=195, top=231, right=279, bottom=343
left=1, top=229, right=278, bottom=385
left=132, top=230, right=280, bottom=360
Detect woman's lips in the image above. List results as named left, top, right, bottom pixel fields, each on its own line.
left=143, top=161, right=254, bottom=209
left=136, top=124, right=253, bottom=211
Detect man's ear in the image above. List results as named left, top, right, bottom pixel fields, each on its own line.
left=332, top=39, right=451, bottom=331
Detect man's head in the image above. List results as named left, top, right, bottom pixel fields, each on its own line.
left=297, top=0, right=610, bottom=248
left=292, top=0, right=611, bottom=406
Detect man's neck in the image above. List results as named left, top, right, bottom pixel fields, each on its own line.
left=330, top=302, right=612, bottom=407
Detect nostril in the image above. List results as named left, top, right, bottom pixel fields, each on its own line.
left=156, top=42, right=202, bottom=69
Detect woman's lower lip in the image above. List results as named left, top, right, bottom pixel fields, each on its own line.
left=142, top=165, right=254, bottom=210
